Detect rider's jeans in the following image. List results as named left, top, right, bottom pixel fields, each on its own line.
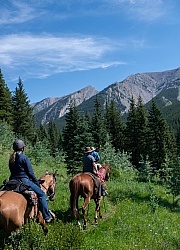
left=21, top=178, right=51, bottom=220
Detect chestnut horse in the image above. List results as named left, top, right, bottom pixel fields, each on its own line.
left=69, top=163, right=110, bottom=229
left=0, top=171, right=57, bottom=237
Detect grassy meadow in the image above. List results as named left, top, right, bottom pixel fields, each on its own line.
left=0, top=150, right=180, bottom=250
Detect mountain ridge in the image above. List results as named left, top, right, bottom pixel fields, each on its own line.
left=34, top=67, right=180, bottom=127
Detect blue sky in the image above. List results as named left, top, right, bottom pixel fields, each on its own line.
left=0, top=0, right=180, bottom=103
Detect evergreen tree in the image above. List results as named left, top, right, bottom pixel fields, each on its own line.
left=91, top=95, right=107, bottom=150
left=0, top=69, right=13, bottom=125
left=166, top=157, right=180, bottom=206
left=12, top=78, right=36, bottom=143
left=147, top=100, right=174, bottom=176
left=37, top=124, right=49, bottom=142
left=62, top=100, right=82, bottom=175
left=47, top=121, right=61, bottom=157
left=124, top=96, right=138, bottom=167
left=105, top=100, right=125, bottom=152
left=176, top=126, right=180, bottom=156
left=135, top=96, right=149, bottom=169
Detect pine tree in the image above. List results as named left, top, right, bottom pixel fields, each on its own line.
left=135, top=96, right=149, bottom=169
left=91, top=95, right=107, bottom=150
left=62, top=100, right=82, bottom=175
left=124, top=96, right=138, bottom=167
left=147, top=100, right=174, bottom=176
left=166, top=157, right=180, bottom=206
left=37, top=124, right=49, bottom=142
left=176, top=126, right=180, bottom=156
left=12, top=78, right=36, bottom=143
left=47, top=121, right=61, bottom=157
left=0, top=69, right=14, bottom=126
left=105, top=100, right=125, bottom=152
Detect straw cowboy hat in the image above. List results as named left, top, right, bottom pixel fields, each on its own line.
left=85, top=147, right=93, bottom=153
left=91, top=147, right=96, bottom=151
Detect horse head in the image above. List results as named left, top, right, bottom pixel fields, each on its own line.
left=100, top=163, right=110, bottom=181
left=39, top=171, right=57, bottom=201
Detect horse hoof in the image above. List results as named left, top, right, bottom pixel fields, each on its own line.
left=94, top=220, right=98, bottom=225
left=83, top=225, right=87, bottom=230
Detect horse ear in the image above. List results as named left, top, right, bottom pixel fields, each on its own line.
left=54, top=170, right=59, bottom=176
left=45, top=170, right=49, bottom=175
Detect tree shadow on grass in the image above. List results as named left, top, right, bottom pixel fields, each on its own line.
left=53, top=208, right=74, bottom=223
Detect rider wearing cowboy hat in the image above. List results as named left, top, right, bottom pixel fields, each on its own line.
left=82, top=147, right=98, bottom=174
left=82, top=146, right=107, bottom=196
left=91, top=147, right=102, bottom=170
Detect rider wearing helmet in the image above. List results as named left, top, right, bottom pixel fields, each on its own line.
left=9, top=139, right=54, bottom=223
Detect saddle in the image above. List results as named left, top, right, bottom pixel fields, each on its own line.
left=0, top=179, right=38, bottom=206
left=84, top=172, right=101, bottom=198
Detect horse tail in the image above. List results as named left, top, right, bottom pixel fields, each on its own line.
left=69, top=176, right=79, bottom=220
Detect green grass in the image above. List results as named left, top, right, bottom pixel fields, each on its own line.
left=0, top=152, right=180, bottom=249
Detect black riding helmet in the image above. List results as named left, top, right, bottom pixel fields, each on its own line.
left=13, top=139, right=25, bottom=151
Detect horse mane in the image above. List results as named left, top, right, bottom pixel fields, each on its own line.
left=101, top=163, right=110, bottom=169
left=39, top=170, right=58, bottom=180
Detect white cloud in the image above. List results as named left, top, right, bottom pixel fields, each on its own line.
left=0, top=1, right=38, bottom=25
left=0, top=34, right=130, bottom=80
left=104, top=0, right=170, bottom=22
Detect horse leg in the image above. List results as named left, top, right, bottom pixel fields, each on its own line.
left=71, top=194, right=80, bottom=222
left=98, top=197, right=103, bottom=219
left=94, top=197, right=102, bottom=225
left=36, top=211, right=48, bottom=235
left=82, top=196, right=91, bottom=229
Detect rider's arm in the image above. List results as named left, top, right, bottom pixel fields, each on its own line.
left=93, top=161, right=98, bottom=174
left=24, top=156, right=40, bottom=186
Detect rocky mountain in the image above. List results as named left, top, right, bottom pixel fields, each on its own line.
left=34, top=67, right=180, bottom=127
left=33, top=85, right=98, bottom=125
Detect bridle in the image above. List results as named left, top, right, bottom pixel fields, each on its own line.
left=41, top=174, right=56, bottom=201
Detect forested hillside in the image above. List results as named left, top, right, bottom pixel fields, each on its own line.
left=0, top=65, right=180, bottom=248
left=0, top=130, right=180, bottom=249
left=0, top=68, right=180, bottom=177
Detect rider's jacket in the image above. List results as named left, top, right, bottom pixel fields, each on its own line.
left=82, top=154, right=96, bottom=173
left=9, top=152, right=39, bottom=186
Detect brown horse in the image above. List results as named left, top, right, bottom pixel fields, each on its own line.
left=69, top=163, right=110, bottom=229
left=0, top=171, right=57, bottom=237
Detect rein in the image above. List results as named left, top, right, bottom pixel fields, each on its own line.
left=41, top=175, right=56, bottom=200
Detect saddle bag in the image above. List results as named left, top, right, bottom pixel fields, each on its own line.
left=0, top=179, right=38, bottom=206
left=1, top=179, right=28, bottom=193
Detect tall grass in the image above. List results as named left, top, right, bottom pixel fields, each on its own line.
left=0, top=147, right=180, bottom=249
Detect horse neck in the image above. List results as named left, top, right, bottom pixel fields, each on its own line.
left=99, top=166, right=107, bottom=176
left=40, top=176, right=52, bottom=193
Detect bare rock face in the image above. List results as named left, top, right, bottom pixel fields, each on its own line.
left=33, top=85, right=98, bottom=125
left=100, top=67, right=180, bottom=113
left=33, top=67, right=180, bottom=125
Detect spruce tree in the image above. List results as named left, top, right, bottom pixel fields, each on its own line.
left=147, top=100, right=174, bottom=176
left=47, top=121, right=61, bottom=156
left=91, top=95, right=107, bottom=150
left=135, top=96, right=149, bottom=169
left=124, top=96, right=138, bottom=167
left=37, top=124, right=49, bottom=142
left=0, top=69, right=14, bottom=126
left=176, top=126, right=180, bottom=156
left=105, top=100, right=125, bottom=152
left=12, top=78, right=36, bottom=143
left=62, top=100, right=82, bottom=175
